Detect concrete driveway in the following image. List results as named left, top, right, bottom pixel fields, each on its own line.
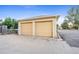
left=58, top=30, right=79, bottom=47
left=0, top=34, right=79, bottom=54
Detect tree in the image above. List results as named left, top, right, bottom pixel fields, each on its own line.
left=61, top=20, right=69, bottom=29
left=2, top=17, right=18, bottom=29
left=65, top=7, right=79, bottom=29
left=11, top=19, right=18, bottom=29
left=2, top=17, right=12, bottom=29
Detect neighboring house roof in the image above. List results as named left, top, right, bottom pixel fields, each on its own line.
left=18, top=15, right=60, bottom=22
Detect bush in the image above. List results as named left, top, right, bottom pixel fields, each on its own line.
left=72, top=24, right=79, bottom=29
left=61, top=19, right=69, bottom=29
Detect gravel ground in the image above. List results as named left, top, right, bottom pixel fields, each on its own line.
left=0, top=34, right=79, bottom=54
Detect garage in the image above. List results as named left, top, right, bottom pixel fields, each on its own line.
left=35, top=21, right=52, bottom=37
left=21, top=22, right=32, bottom=35
left=18, top=15, right=59, bottom=38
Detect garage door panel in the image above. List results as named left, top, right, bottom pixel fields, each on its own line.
left=21, top=22, right=32, bottom=35
left=35, top=21, right=52, bottom=36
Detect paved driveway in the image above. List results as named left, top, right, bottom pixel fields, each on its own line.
left=58, top=30, right=79, bottom=47
left=0, top=34, right=79, bottom=54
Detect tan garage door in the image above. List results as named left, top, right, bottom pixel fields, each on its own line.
left=21, top=22, right=32, bottom=35
left=35, top=21, right=52, bottom=37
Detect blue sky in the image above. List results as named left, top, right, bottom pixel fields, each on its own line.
left=0, top=5, right=77, bottom=25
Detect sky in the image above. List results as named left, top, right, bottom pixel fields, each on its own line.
left=0, top=5, right=77, bottom=25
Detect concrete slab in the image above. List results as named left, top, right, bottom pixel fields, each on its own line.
left=0, top=34, right=79, bottom=54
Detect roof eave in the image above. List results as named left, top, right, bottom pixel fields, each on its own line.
left=18, top=15, right=60, bottom=22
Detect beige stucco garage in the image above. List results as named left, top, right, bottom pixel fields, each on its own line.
left=18, top=15, right=59, bottom=38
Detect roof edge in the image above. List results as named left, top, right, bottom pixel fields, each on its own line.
left=18, top=15, right=60, bottom=22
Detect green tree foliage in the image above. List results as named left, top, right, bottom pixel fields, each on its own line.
left=61, top=20, right=69, bottom=29
left=65, top=7, right=79, bottom=29
left=11, top=19, right=18, bottom=29
left=2, top=17, right=18, bottom=29
left=2, top=17, right=12, bottom=29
